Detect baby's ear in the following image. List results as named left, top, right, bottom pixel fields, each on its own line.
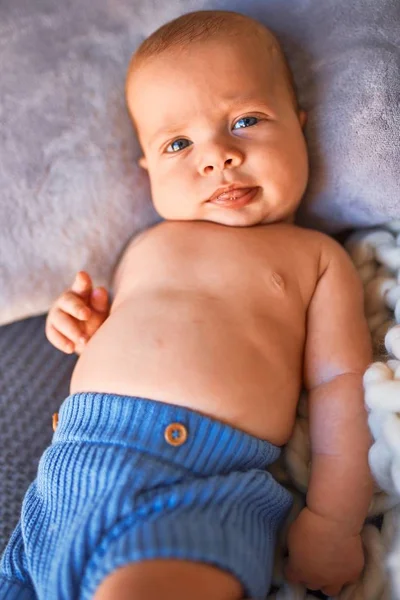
left=299, top=110, right=307, bottom=129
left=138, top=156, right=148, bottom=170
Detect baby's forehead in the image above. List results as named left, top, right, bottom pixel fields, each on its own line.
left=128, top=38, right=283, bottom=111
left=127, top=35, right=291, bottom=128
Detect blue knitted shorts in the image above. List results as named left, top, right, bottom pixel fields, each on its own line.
left=0, top=392, right=292, bottom=600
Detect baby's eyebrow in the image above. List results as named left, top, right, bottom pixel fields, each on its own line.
left=146, top=96, right=274, bottom=149
left=148, top=125, right=188, bottom=148
left=231, top=97, right=276, bottom=118
left=223, top=93, right=268, bottom=105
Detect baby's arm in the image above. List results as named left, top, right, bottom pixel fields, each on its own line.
left=286, top=236, right=374, bottom=595
left=46, top=271, right=110, bottom=355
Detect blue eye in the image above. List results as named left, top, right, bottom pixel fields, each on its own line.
left=233, top=116, right=259, bottom=130
left=166, top=138, right=192, bottom=153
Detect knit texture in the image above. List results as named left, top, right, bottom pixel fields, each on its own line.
left=0, top=392, right=292, bottom=599
left=0, top=315, right=76, bottom=553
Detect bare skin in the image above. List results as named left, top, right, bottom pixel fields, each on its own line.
left=71, top=221, right=317, bottom=445
left=93, top=560, right=243, bottom=600
left=45, top=12, right=374, bottom=600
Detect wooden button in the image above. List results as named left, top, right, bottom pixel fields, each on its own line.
left=52, top=413, right=59, bottom=432
left=164, top=423, right=187, bottom=446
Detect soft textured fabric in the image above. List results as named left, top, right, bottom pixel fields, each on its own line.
left=0, top=315, right=76, bottom=554
left=0, top=392, right=292, bottom=599
left=0, top=0, right=399, bottom=326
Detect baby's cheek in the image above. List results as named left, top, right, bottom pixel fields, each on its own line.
left=262, top=147, right=306, bottom=200
left=151, top=176, right=191, bottom=220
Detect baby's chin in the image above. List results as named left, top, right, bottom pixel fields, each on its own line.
left=154, top=194, right=296, bottom=227
left=201, top=213, right=267, bottom=228
left=198, top=208, right=297, bottom=228
left=197, top=200, right=276, bottom=228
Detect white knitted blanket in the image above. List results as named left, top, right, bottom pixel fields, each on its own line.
left=270, top=222, right=400, bottom=600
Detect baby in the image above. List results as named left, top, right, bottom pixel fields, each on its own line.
left=0, top=10, right=373, bottom=600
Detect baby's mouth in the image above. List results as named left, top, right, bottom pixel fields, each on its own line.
left=207, top=185, right=260, bottom=208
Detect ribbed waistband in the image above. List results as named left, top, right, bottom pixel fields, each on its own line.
left=53, top=392, right=281, bottom=476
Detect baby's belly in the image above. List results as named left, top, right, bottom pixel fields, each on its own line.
left=70, top=293, right=304, bottom=444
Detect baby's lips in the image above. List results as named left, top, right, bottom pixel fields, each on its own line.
left=215, top=187, right=252, bottom=201
left=207, top=183, right=253, bottom=203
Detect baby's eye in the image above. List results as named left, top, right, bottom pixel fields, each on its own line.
left=233, top=116, right=259, bottom=130
left=166, top=138, right=192, bottom=153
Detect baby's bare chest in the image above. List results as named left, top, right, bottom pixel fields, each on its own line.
left=115, top=221, right=318, bottom=318
left=75, top=223, right=322, bottom=441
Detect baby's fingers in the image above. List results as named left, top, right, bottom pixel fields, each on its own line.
left=90, top=287, right=109, bottom=314
left=47, top=324, right=76, bottom=354
left=58, top=291, right=92, bottom=321
left=51, top=309, right=87, bottom=347
left=71, top=271, right=93, bottom=299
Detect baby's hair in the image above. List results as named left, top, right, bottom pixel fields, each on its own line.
left=126, top=10, right=299, bottom=112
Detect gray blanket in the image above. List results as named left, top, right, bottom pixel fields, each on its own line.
left=0, top=315, right=76, bottom=551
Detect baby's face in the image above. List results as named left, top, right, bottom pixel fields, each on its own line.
left=126, top=36, right=308, bottom=227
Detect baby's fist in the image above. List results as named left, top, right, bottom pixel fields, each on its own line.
left=285, top=508, right=364, bottom=596
left=46, top=271, right=110, bottom=354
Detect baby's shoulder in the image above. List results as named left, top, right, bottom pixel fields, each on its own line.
left=120, top=223, right=160, bottom=257
left=271, top=223, right=333, bottom=253
left=287, top=225, right=347, bottom=259
left=290, top=227, right=362, bottom=295
left=272, top=225, right=355, bottom=288
left=112, top=225, right=156, bottom=289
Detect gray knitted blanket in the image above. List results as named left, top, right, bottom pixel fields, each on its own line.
left=0, top=315, right=76, bottom=552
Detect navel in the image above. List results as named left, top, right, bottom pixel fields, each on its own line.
left=271, top=271, right=286, bottom=292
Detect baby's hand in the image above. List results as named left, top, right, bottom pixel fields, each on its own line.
left=45, top=271, right=110, bottom=355
left=285, top=507, right=364, bottom=596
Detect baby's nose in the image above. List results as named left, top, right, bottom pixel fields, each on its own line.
left=199, top=142, right=244, bottom=175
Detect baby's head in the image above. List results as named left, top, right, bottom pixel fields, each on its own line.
left=126, top=10, right=308, bottom=227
